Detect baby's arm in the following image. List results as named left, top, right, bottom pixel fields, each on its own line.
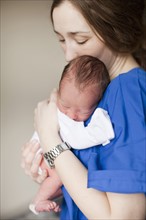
left=30, top=168, right=62, bottom=214
left=59, top=108, right=115, bottom=149
left=29, top=132, right=62, bottom=214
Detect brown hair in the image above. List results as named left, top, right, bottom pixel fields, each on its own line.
left=59, top=55, right=110, bottom=101
left=51, top=0, right=146, bottom=70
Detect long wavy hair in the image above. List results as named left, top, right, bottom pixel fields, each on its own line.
left=51, top=0, right=146, bottom=70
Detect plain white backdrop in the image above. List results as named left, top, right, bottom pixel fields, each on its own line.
left=1, top=0, right=65, bottom=218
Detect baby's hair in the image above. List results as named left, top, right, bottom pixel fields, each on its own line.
left=59, top=55, right=110, bottom=100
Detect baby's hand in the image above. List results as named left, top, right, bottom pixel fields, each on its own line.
left=36, top=200, right=61, bottom=213
left=29, top=200, right=61, bottom=215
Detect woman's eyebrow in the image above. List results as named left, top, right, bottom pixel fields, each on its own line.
left=71, top=31, right=90, bottom=35
left=54, top=30, right=90, bottom=35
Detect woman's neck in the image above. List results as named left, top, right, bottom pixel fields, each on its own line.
left=109, top=54, right=139, bottom=80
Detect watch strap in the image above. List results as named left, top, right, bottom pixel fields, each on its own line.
left=43, top=142, right=71, bottom=168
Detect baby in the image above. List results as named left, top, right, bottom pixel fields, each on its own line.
left=29, top=55, right=115, bottom=214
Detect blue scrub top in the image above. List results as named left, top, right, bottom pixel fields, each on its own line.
left=60, top=67, right=146, bottom=220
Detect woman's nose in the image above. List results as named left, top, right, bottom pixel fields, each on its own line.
left=64, top=44, right=78, bottom=62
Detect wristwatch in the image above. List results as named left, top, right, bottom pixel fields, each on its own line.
left=43, top=142, right=71, bottom=168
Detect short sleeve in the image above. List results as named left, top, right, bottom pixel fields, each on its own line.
left=87, top=68, right=146, bottom=193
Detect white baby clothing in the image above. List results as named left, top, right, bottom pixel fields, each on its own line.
left=32, top=107, right=114, bottom=149
left=58, top=108, right=114, bottom=148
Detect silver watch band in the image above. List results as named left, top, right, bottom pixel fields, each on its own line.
left=43, top=142, right=71, bottom=168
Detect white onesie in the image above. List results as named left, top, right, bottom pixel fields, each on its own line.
left=32, top=107, right=115, bottom=149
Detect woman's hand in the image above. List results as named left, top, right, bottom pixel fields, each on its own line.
left=34, top=89, right=61, bottom=153
left=21, top=140, right=48, bottom=183
left=21, top=89, right=60, bottom=184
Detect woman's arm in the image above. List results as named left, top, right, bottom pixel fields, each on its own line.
left=55, top=150, right=145, bottom=219
left=34, top=90, right=146, bottom=220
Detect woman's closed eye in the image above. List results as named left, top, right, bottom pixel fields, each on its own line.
left=55, top=32, right=65, bottom=43
left=58, top=38, right=65, bottom=43
left=76, top=40, right=88, bottom=45
left=58, top=38, right=87, bottom=45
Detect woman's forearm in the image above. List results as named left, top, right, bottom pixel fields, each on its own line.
left=55, top=150, right=111, bottom=219
left=54, top=150, right=145, bottom=220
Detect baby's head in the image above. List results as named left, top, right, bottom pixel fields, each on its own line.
left=57, top=55, right=110, bottom=121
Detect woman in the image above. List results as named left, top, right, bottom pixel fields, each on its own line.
left=21, top=0, right=146, bottom=219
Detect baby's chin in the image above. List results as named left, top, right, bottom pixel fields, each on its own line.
left=75, top=116, right=90, bottom=122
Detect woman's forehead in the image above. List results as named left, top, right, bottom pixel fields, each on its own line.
left=52, top=2, right=91, bottom=34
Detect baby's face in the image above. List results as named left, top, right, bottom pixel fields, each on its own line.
left=57, top=81, right=98, bottom=121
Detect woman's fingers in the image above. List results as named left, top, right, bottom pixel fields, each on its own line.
left=21, top=140, right=47, bottom=183
left=22, top=141, right=40, bottom=171
left=30, top=153, right=48, bottom=183
left=30, top=153, right=42, bottom=177
left=21, top=90, right=59, bottom=183
left=35, top=170, right=48, bottom=184
left=50, top=88, right=58, bottom=102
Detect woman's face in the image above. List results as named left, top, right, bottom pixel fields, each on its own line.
left=52, top=1, right=113, bottom=68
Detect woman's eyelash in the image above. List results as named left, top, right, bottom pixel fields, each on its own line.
left=58, top=39, right=87, bottom=44
left=59, top=39, right=65, bottom=42
left=77, top=40, right=87, bottom=45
